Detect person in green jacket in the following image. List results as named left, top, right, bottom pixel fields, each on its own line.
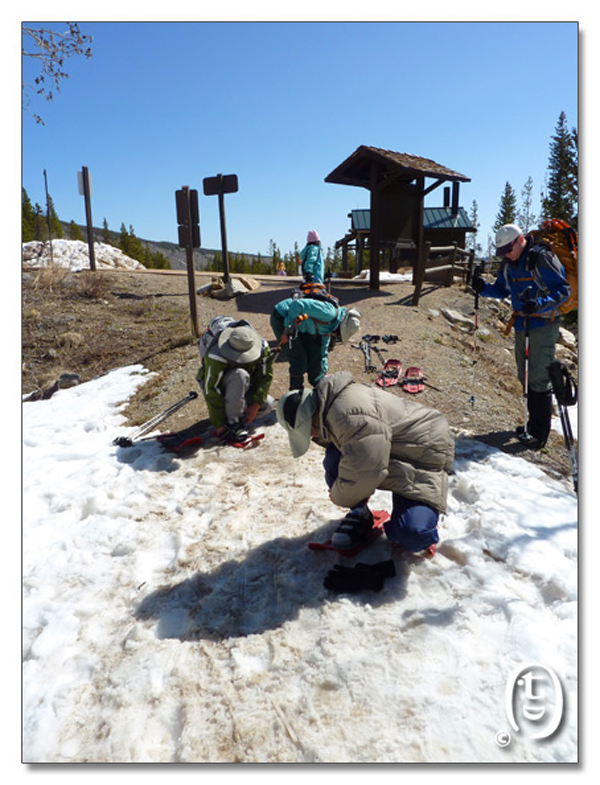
left=197, top=317, right=274, bottom=443
left=270, top=297, right=361, bottom=390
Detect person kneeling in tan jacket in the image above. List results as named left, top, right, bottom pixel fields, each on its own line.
left=277, top=371, right=454, bottom=555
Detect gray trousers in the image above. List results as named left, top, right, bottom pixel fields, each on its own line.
left=514, top=319, right=560, bottom=393
left=222, top=367, right=252, bottom=422
left=221, top=368, right=273, bottom=423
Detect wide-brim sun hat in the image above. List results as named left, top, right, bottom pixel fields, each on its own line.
left=276, top=389, right=317, bottom=458
left=495, top=223, right=522, bottom=257
left=339, top=307, right=361, bottom=344
left=218, top=325, right=262, bottom=363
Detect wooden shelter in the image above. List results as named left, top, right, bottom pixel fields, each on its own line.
left=325, top=145, right=471, bottom=293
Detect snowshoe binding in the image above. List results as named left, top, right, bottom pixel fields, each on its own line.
left=377, top=359, right=402, bottom=388
left=220, top=419, right=265, bottom=449
left=308, top=508, right=391, bottom=557
left=402, top=367, right=425, bottom=394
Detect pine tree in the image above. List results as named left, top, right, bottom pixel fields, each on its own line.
left=144, top=247, right=170, bottom=270
left=33, top=203, right=46, bottom=240
left=119, top=223, right=130, bottom=256
left=518, top=176, right=537, bottom=232
left=68, top=220, right=84, bottom=240
left=102, top=218, right=111, bottom=244
left=268, top=239, right=281, bottom=271
left=494, top=182, right=518, bottom=229
left=467, top=200, right=481, bottom=253
left=22, top=188, right=36, bottom=242
left=46, top=195, right=63, bottom=239
left=541, top=111, right=578, bottom=224
left=126, top=225, right=146, bottom=264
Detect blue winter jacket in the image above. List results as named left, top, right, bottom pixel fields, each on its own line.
left=480, top=239, right=570, bottom=331
left=300, top=243, right=325, bottom=284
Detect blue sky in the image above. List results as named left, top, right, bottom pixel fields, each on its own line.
left=22, top=20, right=579, bottom=258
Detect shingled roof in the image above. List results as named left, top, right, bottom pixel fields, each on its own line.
left=350, top=207, right=475, bottom=232
left=325, top=145, right=471, bottom=189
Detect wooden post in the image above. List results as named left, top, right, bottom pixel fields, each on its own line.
left=356, top=234, right=364, bottom=275
left=448, top=242, right=458, bottom=286
left=181, top=186, right=199, bottom=338
left=412, top=177, right=425, bottom=287
left=79, top=166, right=96, bottom=271
left=217, top=183, right=231, bottom=285
left=369, top=162, right=380, bottom=291
left=412, top=240, right=430, bottom=306
left=341, top=240, right=348, bottom=273
left=43, top=169, right=54, bottom=265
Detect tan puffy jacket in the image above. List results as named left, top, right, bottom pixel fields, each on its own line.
left=313, top=372, right=454, bottom=512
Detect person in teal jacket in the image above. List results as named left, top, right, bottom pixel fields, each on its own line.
left=270, top=297, right=361, bottom=390
left=197, top=318, right=274, bottom=443
left=299, top=230, right=325, bottom=284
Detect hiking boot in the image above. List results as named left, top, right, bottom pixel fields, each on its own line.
left=516, top=429, right=546, bottom=449
left=331, top=506, right=374, bottom=549
left=223, top=419, right=250, bottom=444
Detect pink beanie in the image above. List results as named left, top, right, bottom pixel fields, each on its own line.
left=306, top=230, right=321, bottom=244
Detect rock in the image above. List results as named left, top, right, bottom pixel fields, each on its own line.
left=440, top=307, right=475, bottom=329
left=558, top=327, right=577, bottom=351
left=236, top=275, right=260, bottom=291
left=210, top=278, right=249, bottom=300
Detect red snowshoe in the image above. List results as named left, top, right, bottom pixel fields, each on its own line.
left=402, top=367, right=425, bottom=394
left=308, top=510, right=391, bottom=557
left=377, top=359, right=402, bottom=388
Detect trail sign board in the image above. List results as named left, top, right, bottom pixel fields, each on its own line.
left=203, top=174, right=238, bottom=196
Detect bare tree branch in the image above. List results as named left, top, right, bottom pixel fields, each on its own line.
left=22, top=23, right=93, bottom=124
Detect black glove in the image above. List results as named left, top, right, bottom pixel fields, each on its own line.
left=521, top=299, right=537, bottom=315
left=323, top=560, right=396, bottom=593
left=471, top=273, right=486, bottom=294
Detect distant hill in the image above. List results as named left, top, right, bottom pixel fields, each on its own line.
left=59, top=221, right=267, bottom=271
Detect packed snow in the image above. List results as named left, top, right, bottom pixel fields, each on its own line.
left=22, top=239, right=145, bottom=271
left=21, top=364, right=578, bottom=764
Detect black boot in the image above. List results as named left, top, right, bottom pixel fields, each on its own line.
left=223, top=419, right=250, bottom=444
left=526, top=389, right=553, bottom=447
left=289, top=374, right=304, bottom=391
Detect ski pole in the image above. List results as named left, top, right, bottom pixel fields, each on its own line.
left=549, top=360, right=578, bottom=493
left=371, top=345, right=388, bottom=367
left=521, top=314, right=532, bottom=441
left=518, top=287, right=535, bottom=444
left=557, top=399, right=578, bottom=493
left=470, top=291, right=479, bottom=407
left=422, top=378, right=443, bottom=393
left=469, top=263, right=483, bottom=408
left=362, top=341, right=375, bottom=372
left=113, top=390, right=198, bottom=447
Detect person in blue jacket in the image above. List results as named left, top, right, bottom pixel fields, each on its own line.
left=472, top=223, right=570, bottom=449
left=299, top=230, right=325, bottom=284
left=271, top=296, right=361, bottom=390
